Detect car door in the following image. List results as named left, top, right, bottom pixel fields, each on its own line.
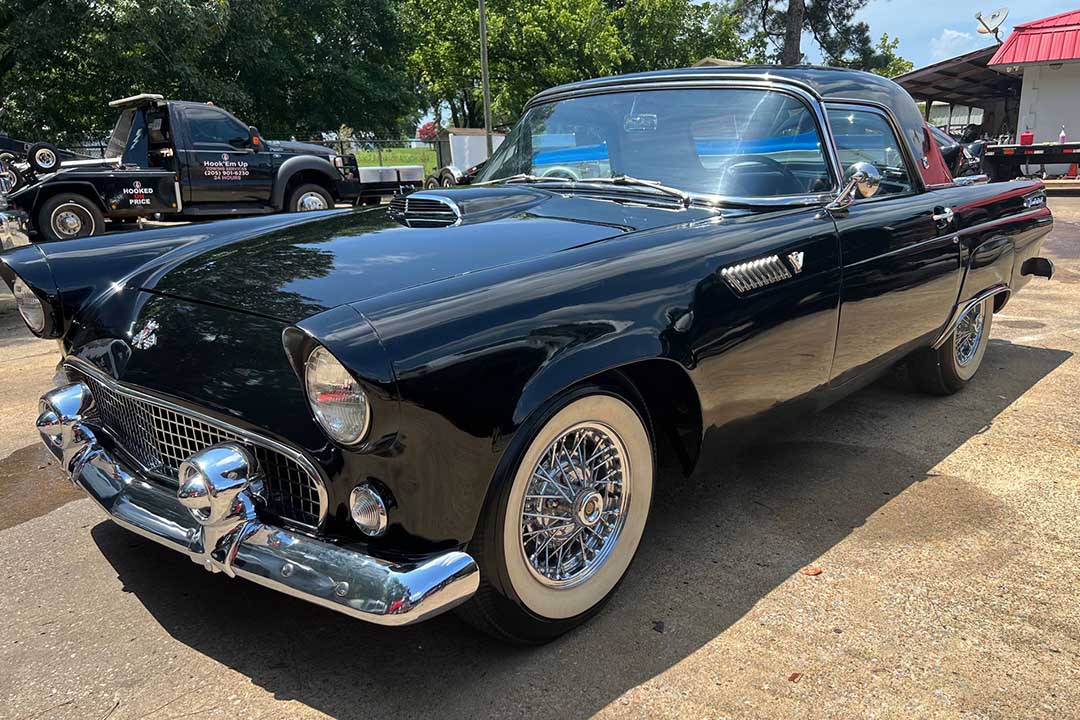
left=826, top=102, right=962, bottom=385
left=177, top=104, right=274, bottom=205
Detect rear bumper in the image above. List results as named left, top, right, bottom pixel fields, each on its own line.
left=0, top=209, right=30, bottom=249
left=37, top=382, right=480, bottom=626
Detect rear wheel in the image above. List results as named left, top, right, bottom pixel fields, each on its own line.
left=456, top=383, right=653, bottom=643
left=287, top=183, right=333, bottom=212
left=424, top=174, right=441, bottom=189
left=36, top=193, right=104, bottom=242
left=440, top=171, right=456, bottom=188
left=909, top=296, right=994, bottom=395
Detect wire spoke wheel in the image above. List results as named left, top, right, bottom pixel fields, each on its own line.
left=519, top=422, right=629, bottom=588
left=954, top=301, right=985, bottom=367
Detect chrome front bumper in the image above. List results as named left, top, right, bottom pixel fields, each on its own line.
left=37, top=382, right=480, bottom=626
left=0, top=209, right=30, bottom=249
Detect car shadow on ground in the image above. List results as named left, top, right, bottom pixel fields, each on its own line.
left=91, top=339, right=1070, bottom=719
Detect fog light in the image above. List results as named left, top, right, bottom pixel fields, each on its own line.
left=350, top=484, right=387, bottom=536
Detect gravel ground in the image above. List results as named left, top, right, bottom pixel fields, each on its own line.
left=1, top=198, right=1078, bottom=720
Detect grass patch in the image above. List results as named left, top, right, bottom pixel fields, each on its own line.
left=355, top=146, right=437, bottom=176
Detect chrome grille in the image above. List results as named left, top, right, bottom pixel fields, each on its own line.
left=388, top=194, right=459, bottom=227
left=74, top=367, right=324, bottom=529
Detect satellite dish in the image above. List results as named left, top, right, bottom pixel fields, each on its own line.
left=976, top=7, right=1009, bottom=41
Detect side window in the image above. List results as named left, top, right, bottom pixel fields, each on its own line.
left=827, top=108, right=913, bottom=196
left=184, top=107, right=249, bottom=148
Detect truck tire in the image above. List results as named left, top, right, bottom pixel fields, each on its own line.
left=26, top=142, right=62, bottom=174
left=287, top=183, right=333, bottom=212
left=424, top=174, right=441, bottom=189
left=0, top=162, right=22, bottom=194
left=36, top=193, right=104, bottom=242
left=440, top=171, right=456, bottom=188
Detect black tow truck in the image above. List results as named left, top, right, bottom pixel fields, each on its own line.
left=0, top=94, right=422, bottom=242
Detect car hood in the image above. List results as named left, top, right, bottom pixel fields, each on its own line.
left=129, top=188, right=718, bottom=322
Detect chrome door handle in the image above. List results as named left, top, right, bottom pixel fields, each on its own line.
left=932, top=206, right=954, bottom=224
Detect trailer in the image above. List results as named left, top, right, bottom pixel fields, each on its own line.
left=983, top=141, right=1080, bottom=180
left=424, top=127, right=505, bottom=188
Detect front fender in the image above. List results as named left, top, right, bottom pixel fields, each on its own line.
left=271, top=156, right=340, bottom=209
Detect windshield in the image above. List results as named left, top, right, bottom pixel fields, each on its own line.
left=475, top=88, right=834, bottom=198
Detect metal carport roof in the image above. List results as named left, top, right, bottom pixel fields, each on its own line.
left=893, top=45, right=1020, bottom=107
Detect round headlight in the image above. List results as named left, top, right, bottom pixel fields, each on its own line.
left=12, top=277, right=45, bottom=334
left=304, top=346, right=370, bottom=445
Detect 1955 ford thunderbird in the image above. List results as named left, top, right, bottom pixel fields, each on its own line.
left=2, top=67, right=1054, bottom=643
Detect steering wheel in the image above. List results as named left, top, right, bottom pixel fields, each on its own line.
left=540, top=165, right=580, bottom=181
left=719, top=154, right=801, bottom=193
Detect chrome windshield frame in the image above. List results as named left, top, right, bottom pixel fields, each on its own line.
left=482, top=76, right=845, bottom=209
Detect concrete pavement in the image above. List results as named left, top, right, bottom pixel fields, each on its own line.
left=1, top=200, right=1078, bottom=719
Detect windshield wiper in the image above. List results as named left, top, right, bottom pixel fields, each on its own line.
left=475, top=172, right=693, bottom=209
left=473, top=173, right=569, bottom=186
left=563, top=175, right=692, bottom=208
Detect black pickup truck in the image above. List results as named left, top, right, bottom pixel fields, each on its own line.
left=1, top=94, right=421, bottom=242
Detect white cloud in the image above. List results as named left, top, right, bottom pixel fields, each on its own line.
left=928, top=28, right=986, bottom=62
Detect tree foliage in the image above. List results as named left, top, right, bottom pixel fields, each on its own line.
left=0, top=0, right=417, bottom=144
left=407, top=0, right=752, bottom=127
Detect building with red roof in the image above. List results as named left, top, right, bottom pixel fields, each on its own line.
left=989, top=9, right=1080, bottom=147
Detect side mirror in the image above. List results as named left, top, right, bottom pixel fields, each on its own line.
left=248, top=126, right=261, bottom=148
left=826, top=162, right=881, bottom=212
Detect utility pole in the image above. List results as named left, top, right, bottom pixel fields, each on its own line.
left=479, top=0, right=494, bottom=155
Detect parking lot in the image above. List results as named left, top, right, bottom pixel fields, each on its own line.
left=1, top=197, right=1078, bottom=720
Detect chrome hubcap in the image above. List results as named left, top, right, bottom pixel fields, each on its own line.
left=54, top=209, right=82, bottom=237
left=297, top=192, right=328, bottom=211
left=36, top=148, right=57, bottom=169
left=520, top=422, right=629, bottom=588
left=955, top=301, right=985, bottom=367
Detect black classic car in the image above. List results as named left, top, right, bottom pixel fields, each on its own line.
left=4, top=67, right=1054, bottom=643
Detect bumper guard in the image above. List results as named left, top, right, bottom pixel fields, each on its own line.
left=37, top=382, right=480, bottom=626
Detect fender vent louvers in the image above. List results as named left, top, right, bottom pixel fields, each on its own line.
left=388, top=194, right=460, bottom=228
left=720, top=255, right=794, bottom=294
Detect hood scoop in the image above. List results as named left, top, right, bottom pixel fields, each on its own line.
left=388, top=193, right=460, bottom=228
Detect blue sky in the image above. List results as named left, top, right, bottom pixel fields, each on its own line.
left=805, top=0, right=1077, bottom=68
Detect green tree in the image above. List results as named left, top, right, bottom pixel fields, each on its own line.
left=868, top=33, right=914, bottom=77
left=615, top=0, right=747, bottom=73
left=0, top=0, right=417, bottom=144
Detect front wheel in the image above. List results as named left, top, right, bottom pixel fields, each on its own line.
left=909, top=296, right=994, bottom=395
left=456, top=384, right=653, bottom=643
left=287, top=183, right=333, bottom=212
left=36, top=193, right=105, bottom=242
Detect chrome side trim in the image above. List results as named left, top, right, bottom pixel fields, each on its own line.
left=720, top=254, right=795, bottom=294
left=63, top=357, right=329, bottom=530
left=932, top=284, right=1010, bottom=350
left=36, top=383, right=480, bottom=626
left=953, top=174, right=990, bottom=186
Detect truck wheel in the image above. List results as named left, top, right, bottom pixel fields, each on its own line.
left=26, top=142, right=61, bottom=174
left=424, top=174, right=440, bottom=189
left=456, top=383, right=654, bottom=644
left=909, top=296, right=994, bottom=395
left=288, top=183, right=333, bottom=212
left=0, top=162, right=22, bottom=194
left=440, top=171, right=456, bottom=188
left=37, top=193, right=104, bottom=242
